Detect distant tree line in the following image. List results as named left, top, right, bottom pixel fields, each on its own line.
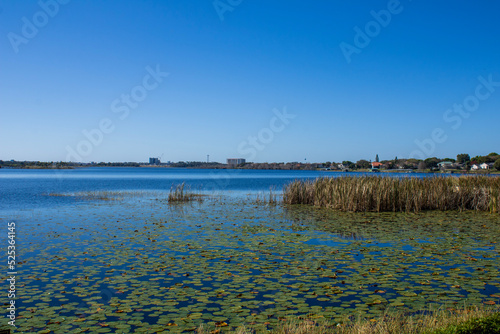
left=94, top=162, right=141, bottom=167
left=0, top=160, right=141, bottom=168
left=169, top=161, right=224, bottom=168
left=0, top=160, right=73, bottom=168
left=2, top=153, right=499, bottom=171
left=239, top=162, right=318, bottom=170
left=331, top=152, right=499, bottom=171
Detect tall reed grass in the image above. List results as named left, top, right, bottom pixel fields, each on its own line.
left=283, top=176, right=500, bottom=213
left=168, top=183, right=203, bottom=203
left=253, top=187, right=280, bottom=205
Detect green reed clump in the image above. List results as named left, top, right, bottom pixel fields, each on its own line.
left=283, top=176, right=500, bottom=213
left=168, top=183, right=203, bottom=203
left=253, top=187, right=280, bottom=205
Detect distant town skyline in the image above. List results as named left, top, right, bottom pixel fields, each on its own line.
left=4, top=150, right=499, bottom=166
left=1, top=1, right=500, bottom=163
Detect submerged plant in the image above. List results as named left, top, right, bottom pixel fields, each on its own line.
left=253, top=187, right=281, bottom=205
left=46, top=190, right=133, bottom=200
left=168, top=182, right=204, bottom=203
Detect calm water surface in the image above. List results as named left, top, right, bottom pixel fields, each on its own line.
left=0, top=167, right=434, bottom=212
left=0, top=168, right=498, bottom=333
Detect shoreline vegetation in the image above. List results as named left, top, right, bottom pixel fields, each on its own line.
left=46, top=187, right=206, bottom=204
left=283, top=176, right=500, bottom=213
left=2, top=152, right=499, bottom=172
left=2, top=164, right=500, bottom=174
left=195, top=305, right=500, bottom=334
left=45, top=175, right=500, bottom=214
left=46, top=176, right=500, bottom=214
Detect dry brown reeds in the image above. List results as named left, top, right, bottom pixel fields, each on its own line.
left=283, top=176, right=500, bottom=213
left=168, top=183, right=203, bottom=203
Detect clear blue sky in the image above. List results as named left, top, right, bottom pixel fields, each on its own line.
left=1, top=0, right=499, bottom=163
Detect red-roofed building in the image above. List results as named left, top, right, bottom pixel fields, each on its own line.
left=371, top=161, right=383, bottom=168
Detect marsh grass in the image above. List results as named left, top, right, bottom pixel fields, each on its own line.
left=46, top=190, right=146, bottom=200
left=48, top=187, right=207, bottom=203
left=168, top=182, right=204, bottom=203
left=253, top=187, right=280, bottom=205
left=196, top=306, right=500, bottom=334
left=283, top=176, right=500, bottom=213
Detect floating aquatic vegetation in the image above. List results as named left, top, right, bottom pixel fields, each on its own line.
left=2, top=195, right=499, bottom=332
left=45, top=190, right=154, bottom=201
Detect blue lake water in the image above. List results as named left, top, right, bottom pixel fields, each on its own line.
left=1, top=168, right=499, bottom=332
left=0, top=167, right=435, bottom=212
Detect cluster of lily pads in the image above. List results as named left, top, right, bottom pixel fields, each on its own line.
left=1, top=194, right=499, bottom=333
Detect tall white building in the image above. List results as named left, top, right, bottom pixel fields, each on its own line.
left=227, top=158, right=245, bottom=166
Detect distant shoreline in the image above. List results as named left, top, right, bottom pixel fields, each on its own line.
left=0, top=166, right=76, bottom=169
left=1, top=165, right=499, bottom=174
